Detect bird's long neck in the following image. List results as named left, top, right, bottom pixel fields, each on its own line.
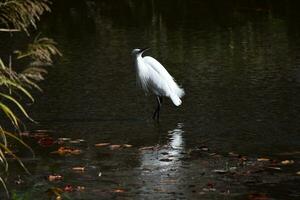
left=134, top=54, right=145, bottom=72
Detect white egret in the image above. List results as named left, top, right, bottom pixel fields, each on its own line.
left=132, top=48, right=185, bottom=121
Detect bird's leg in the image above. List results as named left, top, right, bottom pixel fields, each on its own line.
left=152, top=97, right=159, bottom=120
left=152, top=96, right=163, bottom=121
left=157, top=96, right=163, bottom=121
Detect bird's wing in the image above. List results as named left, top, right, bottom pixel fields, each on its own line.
left=143, top=56, right=185, bottom=98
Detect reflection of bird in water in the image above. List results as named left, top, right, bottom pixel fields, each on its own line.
left=132, top=48, right=185, bottom=121
left=138, top=123, right=184, bottom=196
left=140, top=123, right=184, bottom=167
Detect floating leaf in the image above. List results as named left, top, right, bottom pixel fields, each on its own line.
left=257, top=158, right=270, bottom=162
left=94, top=143, right=110, bottom=147
left=109, top=144, right=121, bottom=150
left=48, top=174, right=63, bottom=182
left=58, top=138, right=71, bottom=141
left=267, top=167, right=281, bottom=171
left=72, top=167, right=85, bottom=172
left=281, top=160, right=294, bottom=165
left=123, top=144, right=133, bottom=148
left=52, top=147, right=82, bottom=155
left=113, top=189, right=125, bottom=193
left=69, top=140, right=81, bottom=144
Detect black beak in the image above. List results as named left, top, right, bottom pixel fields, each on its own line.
left=140, top=47, right=150, bottom=53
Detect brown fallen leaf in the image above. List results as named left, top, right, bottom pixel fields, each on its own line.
left=257, top=158, right=270, bottom=162
left=72, top=167, right=85, bottom=172
left=123, top=144, right=133, bottom=148
left=109, top=144, right=122, bottom=150
left=296, top=171, right=300, bottom=175
left=52, top=147, right=82, bottom=155
left=94, top=143, right=110, bottom=147
left=281, top=160, right=294, bottom=165
left=113, top=189, right=125, bottom=193
left=48, top=174, right=63, bottom=182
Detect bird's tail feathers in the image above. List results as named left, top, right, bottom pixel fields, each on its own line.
left=176, top=87, right=185, bottom=98
left=170, top=93, right=182, bottom=106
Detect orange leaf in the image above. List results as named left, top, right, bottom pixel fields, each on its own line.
left=281, top=160, right=294, bottom=165
left=257, top=158, right=270, bottom=162
left=48, top=174, right=63, bottom=182
left=72, top=167, right=85, bottom=172
left=94, top=143, right=110, bottom=147
left=113, top=189, right=125, bottom=193
left=52, top=147, right=82, bottom=155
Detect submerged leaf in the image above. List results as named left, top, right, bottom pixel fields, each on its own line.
left=38, top=137, right=54, bottom=147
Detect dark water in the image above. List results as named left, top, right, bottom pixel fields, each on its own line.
left=2, top=0, right=300, bottom=199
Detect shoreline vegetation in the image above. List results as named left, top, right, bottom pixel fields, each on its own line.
left=0, top=0, right=60, bottom=197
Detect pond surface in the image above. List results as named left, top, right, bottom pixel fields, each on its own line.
left=2, top=0, right=300, bottom=199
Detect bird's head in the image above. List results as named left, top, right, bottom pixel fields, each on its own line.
left=131, top=48, right=150, bottom=57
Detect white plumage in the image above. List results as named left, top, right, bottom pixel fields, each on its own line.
left=132, top=48, right=185, bottom=120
